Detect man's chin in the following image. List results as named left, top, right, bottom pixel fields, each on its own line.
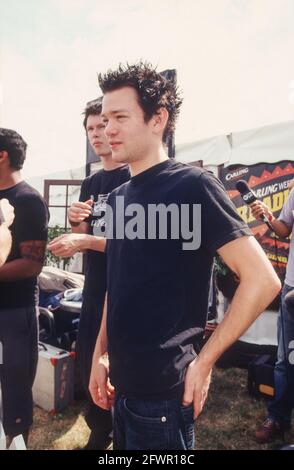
left=112, top=152, right=128, bottom=163
left=99, top=153, right=112, bottom=159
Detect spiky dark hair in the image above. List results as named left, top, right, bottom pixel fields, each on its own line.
left=0, top=128, right=27, bottom=170
left=82, top=98, right=102, bottom=129
left=98, top=62, right=182, bottom=142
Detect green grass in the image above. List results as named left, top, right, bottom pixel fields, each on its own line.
left=196, top=368, right=294, bottom=450
left=29, top=367, right=294, bottom=450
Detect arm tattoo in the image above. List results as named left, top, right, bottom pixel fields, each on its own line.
left=20, top=240, right=46, bottom=263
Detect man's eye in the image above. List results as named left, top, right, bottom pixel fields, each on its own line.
left=117, top=116, right=126, bottom=120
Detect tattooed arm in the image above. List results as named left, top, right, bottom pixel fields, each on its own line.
left=0, top=240, right=46, bottom=281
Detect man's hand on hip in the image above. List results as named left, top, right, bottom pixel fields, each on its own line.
left=182, top=357, right=212, bottom=419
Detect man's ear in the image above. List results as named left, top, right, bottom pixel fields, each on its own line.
left=0, top=150, right=8, bottom=162
left=152, top=107, right=169, bottom=136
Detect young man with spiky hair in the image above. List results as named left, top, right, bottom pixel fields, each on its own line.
left=89, top=62, right=281, bottom=450
left=49, top=99, right=130, bottom=450
left=0, top=128, right=48, bottom=446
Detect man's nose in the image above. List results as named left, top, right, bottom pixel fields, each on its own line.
left=92, top=127, right=100, bottom=138
left=105, top=120, right=117, bottom=137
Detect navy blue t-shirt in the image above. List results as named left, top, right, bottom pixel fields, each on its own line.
left=106, top=159, right=252, bottom=400
left=79, top=165, right=130, bottom=301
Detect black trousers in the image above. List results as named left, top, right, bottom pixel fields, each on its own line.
left=77, top=294, right=112, bottom=435
left=0, top=306, right=38, bottom=436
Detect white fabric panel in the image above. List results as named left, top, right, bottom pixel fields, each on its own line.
left=176, top=135, right=231, bottom=166
left=176, top=120, right=294, bottom=168
left=228, top=120, right=294, bottom=166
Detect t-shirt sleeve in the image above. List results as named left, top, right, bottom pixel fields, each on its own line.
left=278, top=188, right=294, bottom=228
left=79, top=178, right=90, bottom=202
left=196, top=171, right=252, bottom=254
left=17, top=194, right=49, bottom=242
left=78, top=177, right=92, bottom=224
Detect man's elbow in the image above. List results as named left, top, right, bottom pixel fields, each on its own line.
left=263, top=271, right=282, bottom=306
left=272, top=276, right=282, bottom=298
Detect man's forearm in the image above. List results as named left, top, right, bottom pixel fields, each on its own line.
left=70, top=221, right=106, bottom=252
left=92, top=294, right=108, bottom=362
left=0, top=258, right=43, bottom=281
left=84, top=235, right=106, bottom=253
left=270, top=217, right=291, bottom=239
left=71, top=234, right=106, bottom=253
left=0, top=225, right=12, bottom=267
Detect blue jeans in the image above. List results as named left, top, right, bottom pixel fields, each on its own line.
left=268, top=284, right=294, bottom=427
left=113, top=394, right=195, bottom=450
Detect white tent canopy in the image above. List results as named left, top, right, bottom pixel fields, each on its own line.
left=229, top=120, right=294, bottom=166
left=176, top=120, right=294, bottom=167
left=176, top=135, right=231, bottom=166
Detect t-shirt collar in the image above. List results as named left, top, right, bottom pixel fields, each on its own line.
left=130, top=159, right=175, bottom=186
